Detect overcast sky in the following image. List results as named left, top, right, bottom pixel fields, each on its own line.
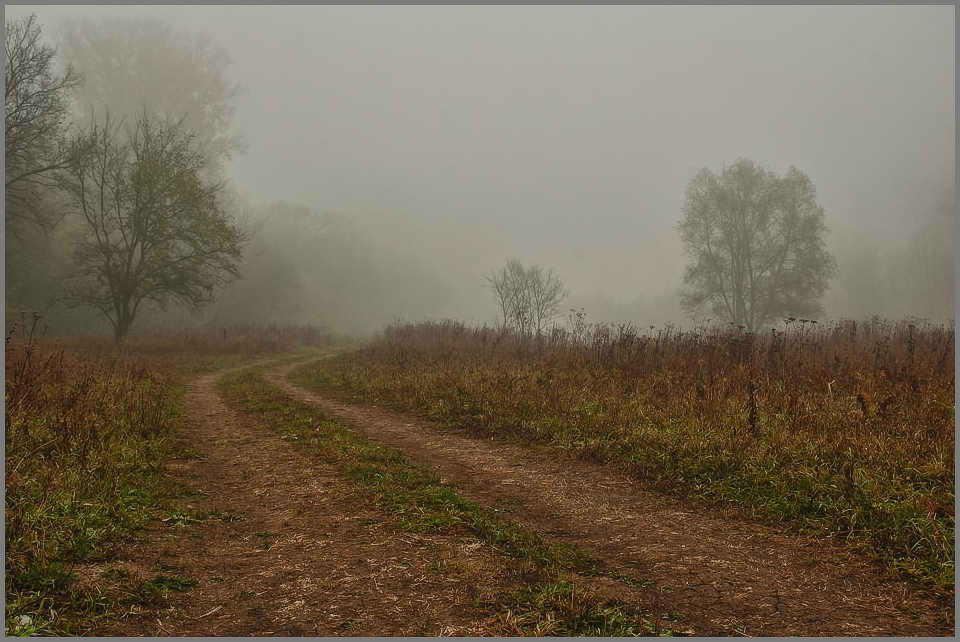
left=9, top=5, right=955, bottom=322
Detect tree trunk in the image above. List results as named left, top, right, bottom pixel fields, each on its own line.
left=114, top=313, right=133, bottom=343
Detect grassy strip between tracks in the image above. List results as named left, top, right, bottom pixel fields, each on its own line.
left=218, top=362, right=677, bottom=636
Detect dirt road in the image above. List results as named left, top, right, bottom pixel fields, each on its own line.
left=266, top=360, right=953, bottom=637
left=102, top=358, right=952, bottom=636
left=103, top=364, right=526, bottom=636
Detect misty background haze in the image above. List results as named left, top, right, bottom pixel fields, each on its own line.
left=5, top=5, right=955, bottom=335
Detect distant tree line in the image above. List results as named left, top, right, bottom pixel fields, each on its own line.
left=5, top=13, right=244, bottom=341
left=485, top=159, right=839, bottom=335
left=4, top=13, right=449, bottom=340
left=483, top=154, right=953, bottom=333
left=6, top=14, right=952, bottom=341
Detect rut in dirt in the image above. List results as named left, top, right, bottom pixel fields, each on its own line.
left=268, top=360, right=954, bottom=637
left=101, top=365, right=525, bottom=637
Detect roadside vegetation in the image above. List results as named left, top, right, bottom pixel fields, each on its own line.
left=291, top=316, right=955, bottom=591
left=218, top=362, right=676, bottom=636
left=3, top=319, right=331, bottom=636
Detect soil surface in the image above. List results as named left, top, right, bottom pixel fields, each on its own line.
left=266, top=360, right=955, bottom=637
left=91, top=357, right=953, bottom=636
left=99, top=363, right=527, bottom=636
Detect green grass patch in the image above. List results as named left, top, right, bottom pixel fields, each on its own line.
left=135, top=575, right=199, bottom=605
left=161, top=508, right=244, bottom=526
left=491, top=581, right=672, bottom=637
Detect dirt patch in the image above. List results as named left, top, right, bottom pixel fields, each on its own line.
left=270, top=362, right=954, bottom=637
left=100, top=365, right=525, bottom=636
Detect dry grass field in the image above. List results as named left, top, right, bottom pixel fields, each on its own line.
left=292, top=318, right=955, bottom=590
left=4, top=317, right=954, bottom=636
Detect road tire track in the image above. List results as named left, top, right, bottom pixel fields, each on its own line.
left=102, top=362, right=524, bottom=636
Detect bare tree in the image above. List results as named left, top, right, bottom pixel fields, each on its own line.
left=678, top=159, right=836, bottom=331
left=4, top=14, right=82, bottom=239
left=487, top=259, right=568, bottom=334
left=59, top=110, right=244, bottom=341
left=488, top=258, right=529, bottom=332
left=487, top=262, right=515, bottom=331
left=527, top=263, right=568, bottom=334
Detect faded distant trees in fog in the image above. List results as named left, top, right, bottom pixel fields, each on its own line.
left=59, top=111, right=243, bottom=341
left=2, top=12, right=449, bottom=338
left=4, top=14, right=82, bottom=239
left=5, top=13, right=250, bottom=335
left=678, top=159, right=836, bottom=331
left=831, top=183, right=954, bottom=321
left=487, top=259, right=568, bottom=334
left=59, top=16, right=244, bottom=176
left=3, top=9, right=951, bottom=336
left=206, top=202, right=450, bottom=334
left=211, top=203, right=332, bottom=324
left=900, top=188, right=955, bottom=318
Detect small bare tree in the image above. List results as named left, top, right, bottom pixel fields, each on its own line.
left=4, top=14, right=82, bottom=239
left=527, top=263, right=568, bottom=335
left=488, top=258, right=528, bottom=332
left=59, top=110, right=244, bottom=341
left=487, top=259, right=568, bottom=335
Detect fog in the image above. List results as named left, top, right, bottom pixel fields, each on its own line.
left=6, top=5, right=955, bottom=334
